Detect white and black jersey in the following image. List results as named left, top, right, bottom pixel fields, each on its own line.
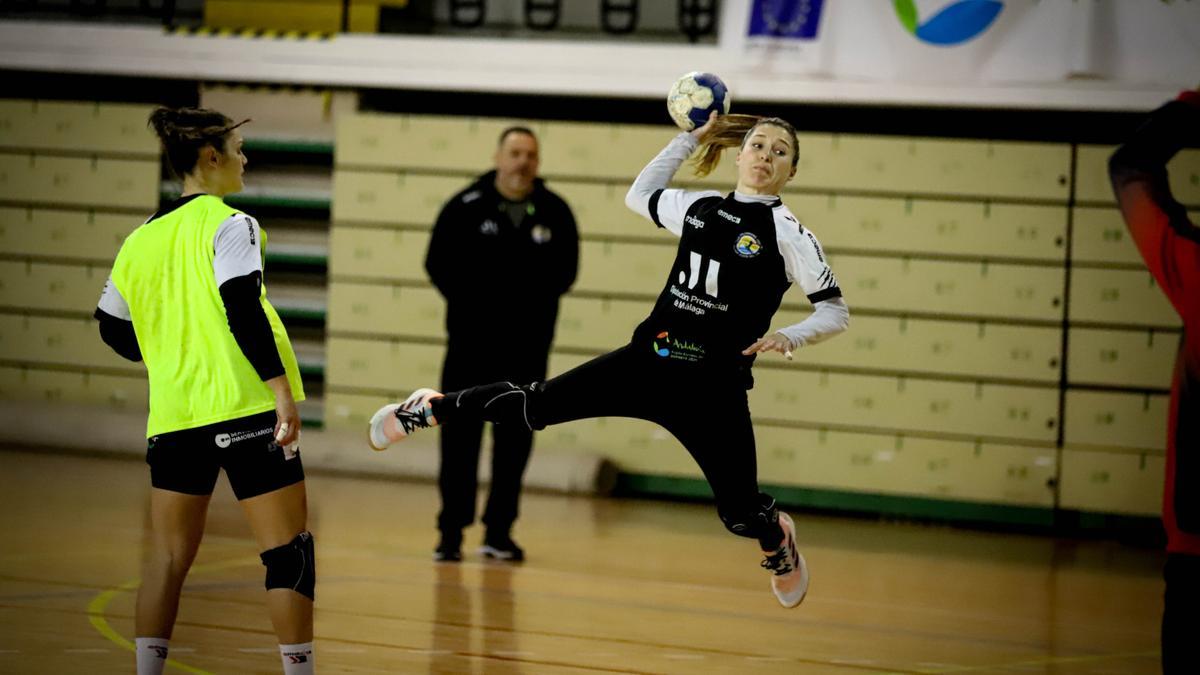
left=435, top=133, right=848, bottom=544
left=633, top=189, right=841, bottom=372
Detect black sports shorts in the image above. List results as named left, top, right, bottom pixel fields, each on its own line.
left=146, top=410, right=305, bottom=500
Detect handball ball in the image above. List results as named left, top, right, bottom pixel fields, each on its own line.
left=667, top=72, right=731, bottom=131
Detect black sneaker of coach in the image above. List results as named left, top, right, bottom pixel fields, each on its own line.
left=479, top=533, right=525, bottom=562
left=433, top=532, right=463, bottom=563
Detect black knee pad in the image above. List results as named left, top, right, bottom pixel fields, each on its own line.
left=718, top=493, right=779, bottom=539
left=260, top=531, right=315, bottom=600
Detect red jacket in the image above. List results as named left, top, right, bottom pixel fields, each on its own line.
left=1109, top=91, right=1200, bottom=555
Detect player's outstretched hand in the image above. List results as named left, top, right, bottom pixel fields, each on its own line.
left=691, top=110, right=719, bottom=143
left=743, top=333, right=795, bottom=361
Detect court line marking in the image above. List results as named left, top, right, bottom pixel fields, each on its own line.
left=158, top=567, right=1101, bottom=674
left=77, top=558, right=1155, bottom=675
left=76, top=550, right=1157, bottom=674
left=82, top=561, right=648, bottom=674
left=151, top=591, right=904, bottom=673
left=86, top=557, right=258, bottom=675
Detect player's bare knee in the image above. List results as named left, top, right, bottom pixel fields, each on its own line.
left=259, top=530, right=315, bottom=600
left=147, top=541, right=199, bottom=578
left=145, top=555, right=187, bottom=581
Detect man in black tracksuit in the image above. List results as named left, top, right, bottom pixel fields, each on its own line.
left=425, top=126, right=579, bottom=562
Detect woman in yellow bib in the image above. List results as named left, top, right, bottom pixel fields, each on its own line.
left=95, top=107, right=314, bottom=675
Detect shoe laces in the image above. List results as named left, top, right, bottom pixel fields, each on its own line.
left=393, top=405, right=431, bottom=434
left=761, top=542, right=796, bottom=576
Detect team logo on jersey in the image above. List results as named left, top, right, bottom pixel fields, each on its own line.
left=214, top=427, right=272, bottom=449
left=734, top=232, right=762, bottom=258
left=651, top=331, right=705, bottom=362
left=530, top=224, right=552, bottom=244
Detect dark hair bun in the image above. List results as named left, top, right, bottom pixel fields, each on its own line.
left=148, top=107, right=182, bottom=142
left=146, top=106, right=246, bottom=178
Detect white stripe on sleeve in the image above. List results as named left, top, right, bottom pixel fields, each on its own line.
left=213, top=213, right=264, bottom=287
left=97, top=277, right=132, bottom=320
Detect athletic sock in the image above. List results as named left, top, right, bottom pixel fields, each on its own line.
left=135, top=637, right=169, bottom=675
left=757, top=523, right=785, bottom=552
left=279, top=642, right=314, bottom=674
left=429, top=393, right=453, bottom=423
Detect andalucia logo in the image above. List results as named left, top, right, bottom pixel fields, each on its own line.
left=893, top=0, right=1003, bottom=46
left=653, top=331, right=706, bottom=362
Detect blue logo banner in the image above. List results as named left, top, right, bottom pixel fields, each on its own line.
left=747, top=0, right=826, bottom=40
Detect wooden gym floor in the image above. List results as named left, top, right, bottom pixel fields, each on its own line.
left=0, top=449, right=1163, bottom=674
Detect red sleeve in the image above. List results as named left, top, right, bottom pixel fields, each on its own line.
left=1108, top=92, right=1200, bottom=324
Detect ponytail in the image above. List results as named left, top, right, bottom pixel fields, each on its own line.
left=691, top=114, right=799, bottom=177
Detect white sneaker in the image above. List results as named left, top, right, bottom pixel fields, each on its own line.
left=760, top=511, right=809, bottom=608
left=367, top=388, right=443, bottom=451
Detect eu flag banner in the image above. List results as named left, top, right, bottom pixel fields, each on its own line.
left=747, top=0, right=826, bottom=40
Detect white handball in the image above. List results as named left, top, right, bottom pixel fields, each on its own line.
left=667, top=72, right=731, bottom=131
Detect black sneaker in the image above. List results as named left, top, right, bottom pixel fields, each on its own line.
left=433, top=533, right=462, bottom=563
left=479, top=533, right=525, bottom=562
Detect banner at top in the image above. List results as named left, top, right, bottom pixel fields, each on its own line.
left=733, top=0, right=1200, bottom=87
